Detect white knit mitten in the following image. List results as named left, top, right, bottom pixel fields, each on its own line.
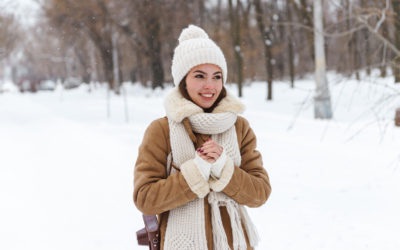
left=193, top=153, right=212, bottom=180
left=211, top=150, right=227, bottom=178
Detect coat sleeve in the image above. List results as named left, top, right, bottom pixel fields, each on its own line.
left=133, top=118, right=201, bottom=215
left=210, top=117, right=271, bottom=207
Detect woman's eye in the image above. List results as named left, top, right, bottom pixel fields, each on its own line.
left=214, top=75, right=221, bottom=80
left=195, top=74, right=204, bottom=78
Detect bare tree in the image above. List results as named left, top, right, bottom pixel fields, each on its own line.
left=342, top=0, right=357, bottom=77
left=313, top=0, right=333, bottom=119
left=214, top=0, right=223, bottom=43
left=392, top=0, right=400, bottom=82
left=228, top=0, right=244, bottom=97
left=294, top=0, right=315, bottom=62
left=287, top=0, right=296, bottom=88
left=253, top=0, right=274, bottom=100
left=42, top=0, right=121, bottom=92
left=354, top=0, right=400, bottom=78
left=7, top=0, right=400, bottom=96
left=361, top=0, right=372, bottom=75
left=0, top=13, right=19, bottom=60
left=134, top=0, right=164, bottom=89
left=114, top=0, right=165, bottom=89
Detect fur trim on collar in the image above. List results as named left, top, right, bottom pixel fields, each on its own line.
left=164, top=87, right=245, bottom=122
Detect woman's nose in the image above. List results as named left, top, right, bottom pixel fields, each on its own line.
left=204, top=78, right=213, bottom=89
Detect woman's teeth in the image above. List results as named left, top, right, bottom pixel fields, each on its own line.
left=201, top=93, right=213, bottom=98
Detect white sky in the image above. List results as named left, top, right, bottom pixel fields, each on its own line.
left=0, top=0, right=41, bottom=27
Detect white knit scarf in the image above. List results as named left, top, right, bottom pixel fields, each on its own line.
left=163, top=88, right=259, bottom=250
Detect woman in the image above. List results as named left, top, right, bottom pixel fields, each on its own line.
left=134, top=24, right=271, bottom=250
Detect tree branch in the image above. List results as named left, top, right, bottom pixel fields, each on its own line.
left=357, top=16, right=400, bottom=57
left=271, top=21, right=365, bottom=38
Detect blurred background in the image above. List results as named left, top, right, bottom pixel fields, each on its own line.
left=1, top=1, right=400, bottom=250
left=0, top=0, right=399, bottom=94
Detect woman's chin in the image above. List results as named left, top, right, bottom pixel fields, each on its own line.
left=196, top=100, right=215, bottom=109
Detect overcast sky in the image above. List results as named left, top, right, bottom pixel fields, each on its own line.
left=0, top=0, right=40, bottom=27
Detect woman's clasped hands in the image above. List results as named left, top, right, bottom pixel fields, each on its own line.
left=194, top=138, right=227, bottom=180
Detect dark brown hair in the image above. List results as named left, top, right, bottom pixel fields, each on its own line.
left=178, top=75, right=227, bottom=113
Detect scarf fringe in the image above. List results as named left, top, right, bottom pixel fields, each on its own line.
left=210, top=200, right=231, bottom=250
left=209, top=192, right=251, bottom=250
left=226, top=202, right=247, bottom=250
left=239, top=206, right=260, bottom=247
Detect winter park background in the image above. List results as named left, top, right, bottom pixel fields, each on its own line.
left=1, top=0, right=400, bottom=250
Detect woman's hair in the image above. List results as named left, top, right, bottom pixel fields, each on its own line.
left=179, top=75, right=227, bottom=113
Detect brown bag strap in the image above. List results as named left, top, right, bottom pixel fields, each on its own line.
left=143, top=215, right=160, bottom=250
left=136, top=215, right=160, bottom=249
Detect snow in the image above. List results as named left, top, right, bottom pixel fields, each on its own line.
left=235, top=45, right=241, bottom=52
left=0, top=80, right=19, bottom=93
left=0, top=74, right=400, bottom=250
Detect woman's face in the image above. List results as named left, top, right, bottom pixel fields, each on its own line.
left=185, top=64, right=223, bottom=109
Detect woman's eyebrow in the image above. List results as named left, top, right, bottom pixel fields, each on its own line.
left=192, top=70, right=222, bottom=75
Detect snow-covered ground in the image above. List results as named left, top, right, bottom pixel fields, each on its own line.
left=1, top=74, right=400, bottom=250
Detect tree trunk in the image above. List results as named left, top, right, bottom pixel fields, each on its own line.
left=85, top=21, right=114, bottom=90
left=228, top=0, right=244, bottom=97
left=147, top=20, right=164, bottom=89
left=75, top=46, right=91, bottom=84
left=214, top=0, right=222, bottom=43
left=100, top=47, right=114, bottom=89
left=295, top=0, right=315, bottom=62
left=392, top=0, right=400, bottom=83
left=112, top=28, right=120, bottom=95
left=89, top=44, right=98, bottom=84
left=364, top=28, right=371, bottom=76
left=274, top=5, right=285, bottom=79
left=143, top=1, right=164, bottom=89
left=344, top=0, right=355, bottom=76
left=253, top=0, right=273, bottom=100
left=313, top=0, right=332, bottom=119
left=360, top=0, right=371, bottom=76
left=353, top=30, right=361, bottom=80
left=197, top=0, right=205, bottom=27
left=287, top=0, right=295, bottom=88
left=380, top=20, right=389, bottom=78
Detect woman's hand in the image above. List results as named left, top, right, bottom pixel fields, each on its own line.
left=196, top=138, right=223, bottom=163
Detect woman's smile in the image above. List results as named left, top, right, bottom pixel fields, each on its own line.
left=186, top=64, right=223, bottom=109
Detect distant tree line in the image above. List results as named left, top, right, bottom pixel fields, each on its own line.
left=1, top=0, right=400, bottom=98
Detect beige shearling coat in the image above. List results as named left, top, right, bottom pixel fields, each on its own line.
left=134, top=89, right=271, bottom=249
left=134, top=110, right=271, bottom=249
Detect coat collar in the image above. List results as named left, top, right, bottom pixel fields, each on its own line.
left=164, top=87, right=245, bottom=122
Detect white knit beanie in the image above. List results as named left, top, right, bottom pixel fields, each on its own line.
left=171, top=24, right=228, bottom=86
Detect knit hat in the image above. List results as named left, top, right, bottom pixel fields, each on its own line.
left=171, top=24, right=227, bottom=86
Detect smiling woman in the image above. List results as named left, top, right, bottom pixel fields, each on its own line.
left=133, top=24, right=271, bottom=250
left=179, top=64, right=226, bottom=113
left=185, top=64, right=223, bottom=108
